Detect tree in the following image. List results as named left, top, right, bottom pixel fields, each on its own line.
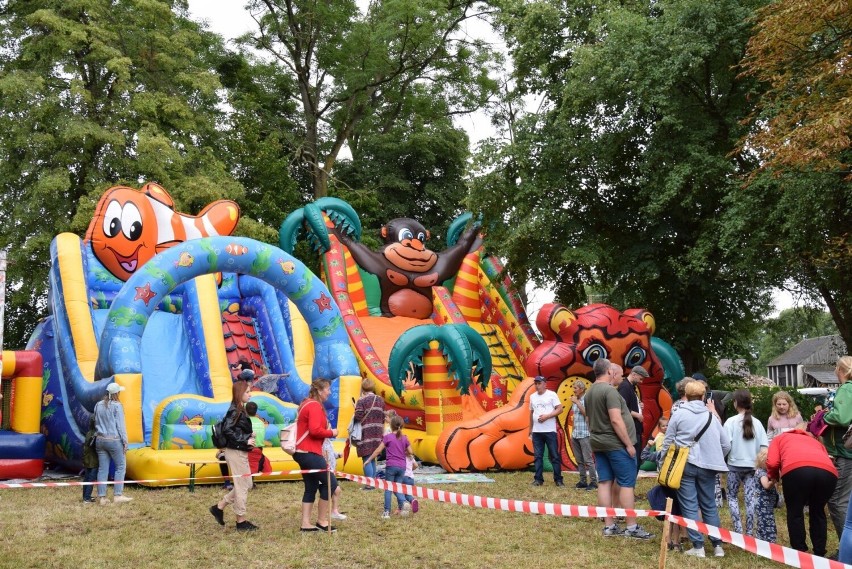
left=728, top=0, right=852, bottom=351
left=239, top=0, right=497, bottom=199
left=470, top=0, right=773, bottom=371
left=750, top=307, right=841, bottom=373
left=0, top=0, right=241, bottom=348
left=739, top=0, right=852, bottom=174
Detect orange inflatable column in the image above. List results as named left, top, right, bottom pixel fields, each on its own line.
left=421, top=343, right=463, bottom=437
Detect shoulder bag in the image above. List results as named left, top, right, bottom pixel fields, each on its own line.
left=349, top=395, right=378, bottom=444
left=280, top=401, right=313, bottom=455
left=658, top=413, right=713, bottom=490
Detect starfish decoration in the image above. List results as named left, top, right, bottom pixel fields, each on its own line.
left=134, top=283, right=156, bottom=306
left=313, top=292, right=333, bottom=312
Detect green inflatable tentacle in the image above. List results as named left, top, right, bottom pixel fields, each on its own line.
left=446, top=212, right=473, bottom=246
left=388, top=326, right=436, bottom=395
left=651, top=337, right=685, bottom=396
left=449, top=324, right=492, bottom=392
left=278, top=197, right=363, bottom=254
left=279, top=209, right=306, bottom=254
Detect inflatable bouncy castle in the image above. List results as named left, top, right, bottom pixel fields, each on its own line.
left=0, top=350, right=46, bottom=479
left=29, top=183, right=360, bottom=485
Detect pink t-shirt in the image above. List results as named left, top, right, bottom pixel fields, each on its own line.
left=383, top=432, right=410, bottom=469
left=767, top=414, right=803, bottom=440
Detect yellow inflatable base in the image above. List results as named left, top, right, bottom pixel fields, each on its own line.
left=126, top=439, right=363, bottom=487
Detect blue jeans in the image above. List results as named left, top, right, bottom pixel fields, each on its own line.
left=82, top=467, right=97, bottom=500
left=384, top=465, right=407, bottom=512
left=840, top=487, right=852, bottom=563
left=402, top=475, right=415, bottom=503
left=96, top=437, right=126, bottom=497
left=676, top=462, right=722, bottom=548
left=363, top=457, right=377, bottom=480
left=532, top=431, right=563, bottom=483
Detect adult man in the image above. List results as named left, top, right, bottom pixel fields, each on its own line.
left=529, top=375, right=564, bottom=487
left=619, top=365, right=648, bottom=468
left=585, top=358, right=653, bottom=539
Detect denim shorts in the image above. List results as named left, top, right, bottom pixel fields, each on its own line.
left=594, top=448, right=638, bottom=488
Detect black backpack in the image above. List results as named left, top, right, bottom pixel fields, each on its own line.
left=211, top=419, right=228, bottom=449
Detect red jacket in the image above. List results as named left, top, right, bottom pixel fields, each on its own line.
left=766, top=429, right=838, bottom=480
left=295, top=399, right=333, bottom=455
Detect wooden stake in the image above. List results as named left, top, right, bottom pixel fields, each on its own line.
left=658, top=497, right=673, bottom=569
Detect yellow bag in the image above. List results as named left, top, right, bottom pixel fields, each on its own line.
left=658, top=444, right=690, bottom=489
left=658, top=413, right=713, bottom=490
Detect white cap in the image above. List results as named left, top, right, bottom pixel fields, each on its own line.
left=106, top=383, right=125, bottom=395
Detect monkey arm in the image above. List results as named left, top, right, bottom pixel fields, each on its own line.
left=432, top=225, right=482, bottom=280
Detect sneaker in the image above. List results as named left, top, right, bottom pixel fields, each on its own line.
left=623, top=525, right=654, bottom=540
left=113, top=495, right=133, bottom=503
left=603, top=524, right=623, bottom=537
left=684, top=547, right=705, bottom=558
left=713, top=545, right=724, bottom=557
left=531, top=480, right=543, bottom=486
left=315, top=523, right=337, bottom=532
left=210, top=505, right=225, bottom=526
left=361, top=486, right=375, bottom=491
left=82, top=498, right=97, bottom=504
left=330, top=512, right=347, bottom=521
left=555, top=480, right=565, bottom=487
left=299, top=527, right=319, bottom=532
left=99, top=497, right=110, bottom=506
left=236, top=520, right=258, bottom=532
left=575, top=481, right=588, bottom=489
left=381, top=511, right=391, bottom=520
left=402, top=502, right=412, bottom=513
left=586, top=483, right=598, bottom=491
left=411, top=499, right=419, bottom=513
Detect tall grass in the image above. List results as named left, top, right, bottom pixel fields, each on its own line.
left=0, top=471, right=828, bottom=569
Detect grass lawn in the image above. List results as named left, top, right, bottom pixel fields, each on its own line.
left=0, top=470, right=833, bottom=569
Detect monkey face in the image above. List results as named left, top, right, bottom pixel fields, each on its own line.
left=381, top=220, right=437, bottom=273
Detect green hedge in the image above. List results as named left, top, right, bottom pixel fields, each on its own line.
left=702, top=373, right=819, bottom=425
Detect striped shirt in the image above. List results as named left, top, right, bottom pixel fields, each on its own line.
left=571, top=396, right=589, bottom=439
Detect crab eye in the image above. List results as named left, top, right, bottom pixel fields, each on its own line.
left=398, top=228, right=414, bottom=241
left=624, top=346, right=647, bottom=368
left=417, top=232, right=426, bottom=241
left=120, top=203, right=143, bottom=241
left=103, top=200, right=122, bottom=238
left=581, top=343, right=608, bottom=366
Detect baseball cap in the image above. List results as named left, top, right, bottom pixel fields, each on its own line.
left=533, top=375, right=545, bottom=383
left=106, top=383, right=125, bottom=394
left=631, top=366, right=649, bottom=378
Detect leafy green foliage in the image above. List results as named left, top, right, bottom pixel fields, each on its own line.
left=749, top=308, right=841, bottom=372
left=0, top=0, right=242, bottom=347
left=471, top=0, right=773, bottom=370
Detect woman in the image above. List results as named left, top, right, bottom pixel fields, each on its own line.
left=768, top=425, right=837, bottom=558
left=94, top=382, right=131, bottom=505
left=829, top=356, right=852, bottom=546
left=353, top=377, right=386, bottom=489
left=661, top=381, right=731, bottom=558
left=724, top=389, right=768, bottom=536
left=209, top=379, right=258, bottom=531
left=293, top=378, right=339, bottom=532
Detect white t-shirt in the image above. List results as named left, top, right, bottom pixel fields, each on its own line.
left=530, top=390, right=562, bottom=433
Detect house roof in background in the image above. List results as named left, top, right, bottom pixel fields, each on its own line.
left=804, top=366, right=838, bottom=385
left=767, top=335, right=846, bottom=367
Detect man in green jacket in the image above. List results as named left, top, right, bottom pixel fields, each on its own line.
left=823, top=360, right=852, bottom=541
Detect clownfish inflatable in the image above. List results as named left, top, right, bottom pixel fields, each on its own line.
left=85, top=182, right=240, bottom=281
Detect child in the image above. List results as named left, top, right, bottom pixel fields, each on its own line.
left=82, top=416, right=98, bottom=503
left=641, top=417, right=682, bottom=550
left=569, top=380, right=597, bottom=489
left=754, top=448, right=778, bottom=543
left=322, top=437, right=346, bottom=521
left=767, top=391, right=803, bottom=441
left=402, top=454, right=420, bottom=513
left=245, top=401, right=272, bottom=476
left=366, top=415, right=412, bottom=519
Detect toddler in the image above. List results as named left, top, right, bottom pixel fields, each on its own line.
left=82, top=416, right=98, bottom=503
left=754, top=448, right=778, bottom=543
left=402, top=454, right=420, bottom=513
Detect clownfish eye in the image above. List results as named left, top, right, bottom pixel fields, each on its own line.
left=103, top=200, right=123, bottom=238
left=398, top=228, right=414, bottom=242
left=581, top=343, right=608, bottom=366
left=121, top=202, right=143, bottom=241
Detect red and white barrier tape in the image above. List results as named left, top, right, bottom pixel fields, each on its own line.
left=667, top=514, right=852, bottom=569
left=0, top=469, right=327, bottom=489
left=339, top=472, right=852, bottom=569
left=336, top=471, right=658, bottom=519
